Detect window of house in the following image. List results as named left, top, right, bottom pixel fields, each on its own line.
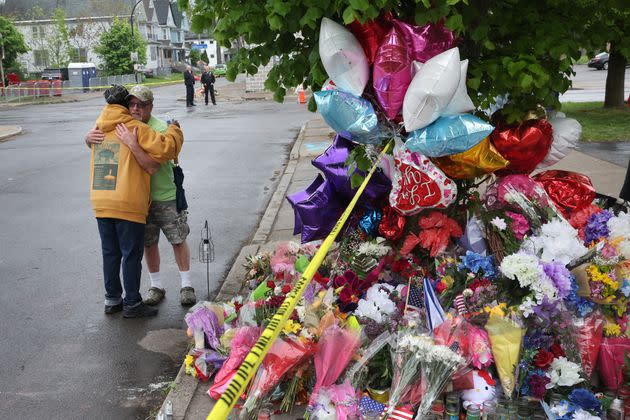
left=31, top=26, right=45, bottom=39
left=210, top=54, right=215, bottom=58
left=150, top=46, right=157, bottom=61
left=147, top=25, right=153, bottom=39
left=34, top=50, right=50, bottom=67
left=162, top=28, right=168, bottom=39
left=74, top=48, right=88, bottom=62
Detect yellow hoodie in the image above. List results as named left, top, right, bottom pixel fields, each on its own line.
left=89, top=104, right=184, bottom=223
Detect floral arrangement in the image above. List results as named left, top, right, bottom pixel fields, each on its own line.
left=183, top=13, right=630, bottom=420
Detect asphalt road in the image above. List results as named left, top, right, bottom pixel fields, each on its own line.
left=0, top=79, right=312, bottom=419
left=560, top=64, right=630, bottom=102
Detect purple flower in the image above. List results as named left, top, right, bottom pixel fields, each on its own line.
left=529, top=374, right=551, bottom=399
left=533, top=296, right=562, bottom=326
left=584, top=210, right=612, bottom=244
left=543, top=262, right=573, bottom=299
left=524, top=329, right=553, bottom=350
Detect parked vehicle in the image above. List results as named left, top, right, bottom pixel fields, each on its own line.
left=41, top=68, right=68, bottom=80
left=213, top=64, right=227, bottom=77
left=143, top=68, right=154, bottom=78
left=587, top=52, right=609, bottom=70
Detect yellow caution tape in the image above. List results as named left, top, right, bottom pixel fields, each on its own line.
left=2, top=80, right=182, bottom=91
left=207, top=139, right=393, bottom=420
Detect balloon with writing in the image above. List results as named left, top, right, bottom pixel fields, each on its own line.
left=389, top=141, right=457, bottom=215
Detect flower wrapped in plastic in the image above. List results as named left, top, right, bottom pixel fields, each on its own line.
left=241, top=336, right=314, bottom=418
left=308, top=324, right=361, bottom=411
left=598, top=336, right=630, bottom=390
left=484, top=309, right=525, bottom=399
left=387, top=332, right=430, bottom=416
left=412, top=336, right=467, bottom=419
left=573, top=313, right=604, bottom=380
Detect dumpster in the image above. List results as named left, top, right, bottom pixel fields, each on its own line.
left=68, top=63, right=96, bottom=92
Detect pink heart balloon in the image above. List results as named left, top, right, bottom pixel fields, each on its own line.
left=393, top=19, right=457, bottom=63
left=373, top=26, right=413, bottom=120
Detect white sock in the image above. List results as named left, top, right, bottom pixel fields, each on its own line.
left=180, top=270, right=193, bottom=288
left=149, top=271, right=163, bottom=289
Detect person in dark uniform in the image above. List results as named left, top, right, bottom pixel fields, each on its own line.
left=184, top=66, right=195, bottom=107
left=200, top=65, right=216, bottom=106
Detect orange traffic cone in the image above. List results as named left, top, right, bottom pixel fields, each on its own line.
left=298, top=87, right=306, bottom=104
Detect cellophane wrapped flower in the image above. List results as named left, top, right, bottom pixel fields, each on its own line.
left=387, top=332, right=429, bottom=416
left=506, top=211, right=530, bottom=240
left=240, top=337, right=314, bottom=419
left=413, top=340, right=467, bottom=419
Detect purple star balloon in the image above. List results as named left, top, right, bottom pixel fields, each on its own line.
left=373, top=26, right=413, bottom=119
left=311, top=134, right=391, bottom=205
left=286, top=174, right=345, bottom=243
left=287, top=174, right=325, bottom=235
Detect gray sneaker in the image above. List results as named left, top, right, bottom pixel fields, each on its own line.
left=180, top=287, right=197, bottom=306
left=144, top=287, right=165, bottom=306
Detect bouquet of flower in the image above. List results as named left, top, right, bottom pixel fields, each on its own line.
left=386, top=332, right=429, bottom=417
left=573, top=313, right=604, bottom=380
left=240, top=337, right=314, bottom=418
left=598, top=336, right=630, bottom=390
left=484, top=309, right=525, bottom=399
left=413, top=339, right=467, bottom=419
left=308, top=324, right=361, bottom=410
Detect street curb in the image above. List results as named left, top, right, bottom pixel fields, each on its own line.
left=0, top=126, right=23, bottom=142
left=160, top=119, right=311, bottom=419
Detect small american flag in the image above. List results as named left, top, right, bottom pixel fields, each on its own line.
left=406, top=285, right=423, bottom=311
left=359, top=396, right=414, bottom=420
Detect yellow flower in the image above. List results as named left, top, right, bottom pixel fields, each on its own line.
left=484, top=303, right=507, bottom=317
left=283, top=319, right=301, bottom=335
left=441, top=275, right=454, bottom=288
left=603, top=323, right=621, bottom=337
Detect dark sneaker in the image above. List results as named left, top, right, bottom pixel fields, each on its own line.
left=144, top=287, right=166, bottom=306
left=180, top=287, right=197, bottom=306
left=123, top=302, right=158, bottom=318
left=104, top=303, right=123, bottom=314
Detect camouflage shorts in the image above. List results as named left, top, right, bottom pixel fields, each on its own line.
left=144, top=200, right=190, bottom=246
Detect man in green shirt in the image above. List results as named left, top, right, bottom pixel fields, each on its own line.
left=85, top=85, right=197, bottom=306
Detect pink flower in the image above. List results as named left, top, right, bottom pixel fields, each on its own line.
left=506, top=211, right=530, bottom=240
left=469, top=326, right=493, bottom=369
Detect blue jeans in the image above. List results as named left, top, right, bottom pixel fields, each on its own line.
left=96, top=218, right=145, bottom=307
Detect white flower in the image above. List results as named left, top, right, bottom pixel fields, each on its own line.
left=551, top=401, right=570, bottom=417
left=522, top=219, right=588, bottom=264
left=490, top=216, right=507, bottom=231
left=295, top=305, right=306, bottom=323
left=607, top=211, right=630, bottom=240
left=500, top=253, right=541, bottom=287
left=546, top=357, right=584, bottom=388
left=287, top=241, right=300, bottom=254
left=518, top=296, right=536, bottom=318
left=572, top=409, right=601, bottom=420
left=357, top=241, right=391, bottom=258
left=462, top=288, right=473, bottom=297
left=619, top=240, right=630, bottom=259
left=274, top=286, right=282, bottom=295
left=354, top=299, right=383, bottom=323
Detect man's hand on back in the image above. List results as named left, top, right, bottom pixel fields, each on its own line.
left=115, top=123, right=139, bottom=149
left=85, top=125, right=104, bottom=148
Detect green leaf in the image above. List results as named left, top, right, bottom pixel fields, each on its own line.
left=445, top=14, right=464, bottom=33
left=350, top=173, right=364, bottom=189
left=519, top=73, right=534, bottom=90
left=467, top=77, right=481, bottom=91
left=342, top=6, right=356, bottom=24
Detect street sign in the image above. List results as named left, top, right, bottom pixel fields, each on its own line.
left=191, top=44, right=208, bottom=50
left=130, top=52, right=138, bottom=62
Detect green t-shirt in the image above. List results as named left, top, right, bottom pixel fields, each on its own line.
left=148, top=116, right=176, bottom=201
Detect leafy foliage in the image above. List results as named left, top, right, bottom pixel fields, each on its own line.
left=0, top=17, right=29, bottom=71
left=94, top=18, right=146, bottom=76
left=178, top=0, right=616, bottom=123
left=47, top=8, right=72, bottom=68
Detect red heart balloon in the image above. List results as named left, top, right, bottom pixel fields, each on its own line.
left=389, top=148, right=457, bottom=215
left=490, top=118, right=553, bottom=174
left=533, top=170, right=596, bottom=218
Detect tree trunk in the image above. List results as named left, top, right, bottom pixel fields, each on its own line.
left=604, top=46, right=627, bottom=108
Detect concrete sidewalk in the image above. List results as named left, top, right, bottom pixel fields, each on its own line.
left=0, top=125, right=23, bottom=142
left=159, top=115, right=627, bottom=419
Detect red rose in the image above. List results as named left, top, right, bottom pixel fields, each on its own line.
left=533, top=349, right=555, bottom=369
left=281, top=284, right=292, bottom=294
left=435, top=281, right=447, bottom=294
left=266, top=280, right=276, bottom=289
left=550, top=343, right=565, bottom=358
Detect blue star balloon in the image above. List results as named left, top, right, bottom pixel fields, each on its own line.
left=314, top=90, right=382, bottom=144
left=405, top=114, right=494, bottom=157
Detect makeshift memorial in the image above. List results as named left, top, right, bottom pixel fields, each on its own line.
left=194, top=11, right=630, bottom=420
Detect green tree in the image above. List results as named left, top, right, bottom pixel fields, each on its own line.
left=47, top=8, right=72, bottom=67
left=0, top=16, right=29, bottom=73
left=580, top=3, right=630, bottom=108
left=94, top=17, right=146, bottom=76
left=178, top=0, right=615, bottom=121
left=189, top=48, right=201, bottom=65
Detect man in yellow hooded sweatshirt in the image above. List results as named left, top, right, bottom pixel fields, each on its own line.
left=89, top=85, right=184, bottom=318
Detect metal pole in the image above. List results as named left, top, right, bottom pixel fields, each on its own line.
left=130, top=0, right=143, bottom=83
left=0, top=33, right=6, bottom=101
